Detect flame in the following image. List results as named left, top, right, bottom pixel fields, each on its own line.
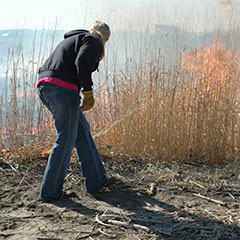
left=0, top=114, right=55, bottom=158
left=41, top=148, right=51, bottom=157
left=219, top=0, right=233, bottom=7
left=0, top=147, right=11, bottom=156
left=182, top=36, right=239, bottom=100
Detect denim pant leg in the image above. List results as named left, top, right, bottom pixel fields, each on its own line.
left=37, top=83, right=80, bottom=200
left=75, top=111, right=108, bottom=193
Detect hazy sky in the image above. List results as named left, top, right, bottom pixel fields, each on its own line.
left=1, top=0, right=240, bottom=32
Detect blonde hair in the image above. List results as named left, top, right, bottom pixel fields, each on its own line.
left=89, top=21, right=110, bottom=43
left=89, top=21, right=110, bottom=60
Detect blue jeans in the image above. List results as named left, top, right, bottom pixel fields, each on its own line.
left=37, top=82, right=108, bottom=200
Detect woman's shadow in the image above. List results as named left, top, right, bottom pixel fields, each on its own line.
left=53, top=178, right=240, bottom=238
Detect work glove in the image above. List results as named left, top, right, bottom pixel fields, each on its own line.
left=80, top=90, right=95, bottom=111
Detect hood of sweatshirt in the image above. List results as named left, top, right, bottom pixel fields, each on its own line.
left=64, top=29, right=89, bottom=39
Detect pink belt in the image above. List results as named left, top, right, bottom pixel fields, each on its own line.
left=37, top=77, right=78, bottom=91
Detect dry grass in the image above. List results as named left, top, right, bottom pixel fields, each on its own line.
left=0, top=27, right=240, bottom=164
left=89, top=32, right=240, bottom=164
left=0, top=29, right=55, bottom=161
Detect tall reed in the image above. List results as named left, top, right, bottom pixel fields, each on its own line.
left=88, top=30, right=240, bottom=164
left=0, top=27, right=239, bottom=164
left=0, top=29, right=55, bottom=161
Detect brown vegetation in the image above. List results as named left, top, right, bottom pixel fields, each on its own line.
left=0, top=29, right=240, bottom=164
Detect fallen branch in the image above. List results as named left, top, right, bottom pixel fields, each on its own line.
left=107, top=219, right=172, bottom=236
left=101, top=214, right=164, bottom=225
left=108, top=219, right=150, bottom=232
left=9, top=164, right=33, bottom=188
left=74, top=234, right=92, bottom=240
left=95, top=214, right=116, bottom=228
left=227, top=192, right=235, bottom=200
left=74, top=226, right=98, bottom=240
left=193, top=193, right=226, bottom=206
left=222, top=184, right=240, bottom=189
left=127, top=216, right=164, bottom=225
left=98, top=228, right=118, bottom=238
left=109, top=219, right=172, bottom=236
left=37, top=238, right=61, bottom=240
left=147, top=183, right=156, bottom=195
left=189, top=180, right=206, bottom=189
left=96, top=213, right=172, bottom=236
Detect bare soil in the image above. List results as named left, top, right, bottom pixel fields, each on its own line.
left=1, top=154, right=240, bottom=240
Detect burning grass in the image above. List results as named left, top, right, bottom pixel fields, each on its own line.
left=0, top=29, right=240, bottom=164
left=89, top=33, right=240, bottom=164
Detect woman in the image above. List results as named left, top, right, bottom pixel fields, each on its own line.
left=37, top=21, right=113, bottom=201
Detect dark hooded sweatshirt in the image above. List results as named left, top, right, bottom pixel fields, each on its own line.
left=38, top=30, right=103, bottom=91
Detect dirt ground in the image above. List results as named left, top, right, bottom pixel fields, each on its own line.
left=1, top=154, right=240, bottom=240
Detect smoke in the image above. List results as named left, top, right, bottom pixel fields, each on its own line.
left=219, top=0, right=233, bottom=7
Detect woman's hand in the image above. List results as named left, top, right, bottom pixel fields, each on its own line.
left=80, top=90, right=95, bottom=111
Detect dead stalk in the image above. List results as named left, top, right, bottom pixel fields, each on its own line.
left=1, top=27, right=240, bottom=164
left=193, top=193, right=226, bottom=206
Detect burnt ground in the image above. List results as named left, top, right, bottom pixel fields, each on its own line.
left=1, top=154, right=240, bottom=240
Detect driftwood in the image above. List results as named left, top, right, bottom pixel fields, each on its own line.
left=95, top=212, right=172, bottom=237
left=193, top=193, right=226, bottom=206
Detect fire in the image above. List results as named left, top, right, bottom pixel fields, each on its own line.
left=41, top=148, right=51, bottom=157
left=0, top=113, right=55, bottom=159
left=219, top=0, right=233, bottom=7
left=182, top=36, right=239, bottom=100
left=0, top=147, right=11, bottom=156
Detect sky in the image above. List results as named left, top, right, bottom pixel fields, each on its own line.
left=1, top=0, right=240, bottom=32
